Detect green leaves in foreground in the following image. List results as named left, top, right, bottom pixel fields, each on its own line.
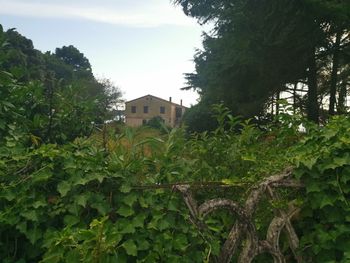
left=294, top=116, right=350, bottom=262
left=1, top=110, right=350, bottom=262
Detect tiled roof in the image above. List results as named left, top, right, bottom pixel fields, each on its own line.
left=125, top=94, right=187, bottom=108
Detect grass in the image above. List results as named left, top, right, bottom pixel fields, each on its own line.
left=89, top=121, right=165, bottom=155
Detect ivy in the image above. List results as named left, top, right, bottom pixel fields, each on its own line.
left=294, top=116, right=350, bottom=262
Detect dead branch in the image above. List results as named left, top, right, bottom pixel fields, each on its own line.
left=174, top=167, right=303, bottom=263
left=173, top=184, right=199, bottom=218
left=132, top=181, right=250, bottom=190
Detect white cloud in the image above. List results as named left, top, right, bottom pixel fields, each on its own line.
left=0, top=0, right=196, bottom=28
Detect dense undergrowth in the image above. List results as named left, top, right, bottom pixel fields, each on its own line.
left=1, top=28, right=349, bottom=261
left=1, top=92, right=350, bottom=262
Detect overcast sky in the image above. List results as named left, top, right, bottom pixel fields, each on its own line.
left=0, top=0, right=203, bottom=106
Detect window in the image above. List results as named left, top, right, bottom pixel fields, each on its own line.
left=160, top=106, right=165, bottom=114
left=142, top=119, right=147, bottom=125
left=175, top=107, right=182, bottom=118
left=131, top=106, right=136, bottom=113
left=143, top=106, right=148, bottom=113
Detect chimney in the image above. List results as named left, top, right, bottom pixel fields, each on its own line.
left=180, top=99, right=183, bottom=106
left=169, top=97, right=172, bottom=102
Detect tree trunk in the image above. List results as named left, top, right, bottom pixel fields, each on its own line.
left=293, top=83, right=297, bottom=114
left=307, top=48, right=319, bottom=123
left=337, top=79, right=348, bottom=114
left=275, top=92, right=280, bottom=115
left=271, top=96, right=274, bottom=116
left=329, top=31, right=341, bottom=115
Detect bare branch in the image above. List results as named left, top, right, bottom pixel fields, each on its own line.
left=245, top=167, right=294, bottom=216
left=173, top=184, right=199, bottom=218
left=174, top=167, right=303, bottom=263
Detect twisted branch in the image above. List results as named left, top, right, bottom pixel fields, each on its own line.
left=174, top=167, right=303, bottom=263
left=173, top=184, right=199, bottom=219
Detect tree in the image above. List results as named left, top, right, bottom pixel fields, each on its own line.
left=1, top=28, right=45, bottom=81
left=0, top=25, right=124, bottom=143
left=182, top=101, right=218, bottom=133
left=95, top=78, right=124, bottom=122
left=174, top=0, right=350, bottom=127
left=54, top=45, right=93, bottom=80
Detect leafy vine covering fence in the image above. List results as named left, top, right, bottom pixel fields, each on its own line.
left=1, top=98, right=350, bottom=262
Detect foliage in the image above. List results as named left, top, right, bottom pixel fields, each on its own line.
left=182, top=101, right=218, bottom=133
left=0, top=127, right=206, bottom=262
left=2, top=96, right=350, bottom=262
left=144, top=116, right=171, bottom=134
left=175, top=0, right=350, bottom=128
left=0, top=25, right=123, bottom=143
left=92, top=78, right=123, bottom=123
left=54, top=45, right=93, bottom=80
left=294, top=115, right=350, bottom=262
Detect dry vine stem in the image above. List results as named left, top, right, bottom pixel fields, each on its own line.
left=174, top=167, right=303, bottom=263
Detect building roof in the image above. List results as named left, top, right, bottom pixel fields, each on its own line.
left=125, top=94, right=187, bottom=108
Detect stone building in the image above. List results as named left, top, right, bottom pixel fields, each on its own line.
left=125, top=95, right=187, bottom=127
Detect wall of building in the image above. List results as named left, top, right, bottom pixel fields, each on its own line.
left=125, top=95, right=187, bottom=128
left=126, top=95, right=173, bottom=127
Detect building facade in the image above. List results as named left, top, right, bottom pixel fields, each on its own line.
left=125, top=95, right=187, bottom=127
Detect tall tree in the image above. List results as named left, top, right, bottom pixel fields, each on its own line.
left=174, top=0, right=350, bottom=128
left=329, top=30, right=342, bottom=115
left=54, top=45, right=93, bottom=81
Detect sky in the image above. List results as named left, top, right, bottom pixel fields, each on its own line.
left=0, top=0, right=203, bottom=107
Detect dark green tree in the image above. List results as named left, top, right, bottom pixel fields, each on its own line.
left=174, top=0, right=350, bottom=128
left=54, top=45, right=93, bottom=80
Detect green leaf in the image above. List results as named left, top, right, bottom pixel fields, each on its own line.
left=302, top=157, right=318, bottom=170
left=26, top=227, right=42, bottom=244
left=138, top=196, right=149, bottom=208
left=66, top=250, right=81, bottom=262
left=122, top=240, right=137, bottom=256
left=132, top=214, right=146, bottom=228
left=322, top=128, right=338, bottom=139
left=57, top=181, right=71, bottom=197
left=90, top=201, right=109, bottom=215
left=64, top=215, right=80, bottom=226
left=73, top=176, right=89, bottom=186
left=32, top=200, right=47, bottom=209
left=2, top=101, right=15, bottom=108
left=32, top=170, right=52, bottom=183
left=167, top=199, right=179, bottom=211
left=117, top=205, right=134, bottom=217
left=41, top=251, right=62, bottom=263
left=333, top=155, right=350, bottom=167
left=16, top=221, right=27, bottom=234
left=118, top=219, right=136, bottom=234
left=241, top=155, right=256, bottom=162
left=172, top=234, right=188, bottom=251
left=158, top=218, right=171, bottom=230
left=75, top=194, right=88, bottom=207
left=122, top=193, right=138, bottom=206
left=320, top=195, right=334, bottom=208
left=21, top=210, right=38, bottom=222
left=120, top=184, right=131, bottom=193
left=105, top=232, right=122, bottom=245
left=2, top=189, right=16, bottom=201
left=0, top=119, right=5, bottom=130
left=306, top=182, right=321, bottom=193
left=78, top=230, right=96, bottom=241
left=137, top=239, right=150, bottom=251
left=115, top=251, right=127, bottom=263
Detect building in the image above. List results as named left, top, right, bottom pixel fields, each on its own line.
left=125, top=95, right=187, bottom=127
